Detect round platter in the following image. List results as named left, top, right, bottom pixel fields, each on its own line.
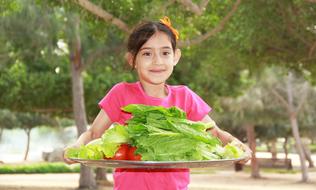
left=69, top=157, right=245, bottom=169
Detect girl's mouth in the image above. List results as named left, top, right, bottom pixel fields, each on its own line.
left=149, top=69, right=166, bottom=73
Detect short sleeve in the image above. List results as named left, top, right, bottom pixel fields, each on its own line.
left=98, top=83, right=124, bottom=122
left=185, top=87, right=212, bottom=121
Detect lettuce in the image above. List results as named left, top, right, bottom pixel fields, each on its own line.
left=122, top=104, right=223, bottom=161
left=100, top=124, right=130, bottom=158
left=66, top=145, right=103, bottom=160
left=65, top=147, right=80, bottom=158
left=67, top=124, right=131, bottom=159
left=101, top=124, right=130, bottom=144
left=122, top=104, right=187, bottom=119
left=222, top=144, right=244, bottom=159
left=66, top=104, right=244, bottom=161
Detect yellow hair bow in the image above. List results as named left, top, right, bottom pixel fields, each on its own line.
left=159, top=16, right=179, bottom=41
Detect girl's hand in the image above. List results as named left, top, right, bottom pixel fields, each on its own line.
left=63, top=144, right=80, bottom=165
left=231, top=139, right=252, bottom=164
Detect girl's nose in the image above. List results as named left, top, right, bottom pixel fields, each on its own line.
left=153, top=53, right=163, bottom=65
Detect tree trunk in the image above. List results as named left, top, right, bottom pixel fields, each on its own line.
left=23, top=128, right=31, bottom=161
left=283, top=137, right=288, bottom=160
left=302, top=139, right=314, bottom=168
left=96, top=168, right=112, bottom=186
left=266, top=142, right=271, bottom=153
left=270, top=139, right=277, bottom=159
left=304, top=148, right=314, bottom=168
left=289, top=114, right=309, bottom=181
left=70, top=16, right=96, bottom=189
left=0, top=128, right=3, bottom=142
left=286, top=72, right=308, bottom=182
left=246, top=124, right=260, bottom=178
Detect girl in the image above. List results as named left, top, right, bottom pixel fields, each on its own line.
left=64, top=16, right=252, bottom=190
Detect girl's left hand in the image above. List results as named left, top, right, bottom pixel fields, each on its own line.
left=231, top=140, right=252, bottom=164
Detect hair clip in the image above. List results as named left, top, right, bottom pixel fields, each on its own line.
left=159, top=16, right=179, bottom=41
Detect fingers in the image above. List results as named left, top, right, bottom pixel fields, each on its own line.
left=64, top=157, right=76, bottom=165
left=63, top=147, right=78, bottom=165
left=240, top=150, right=252, bottom=164
left=236, top=154, right=251, bottom=165
left=237, top=159, right=248, bottom=165
left=235, top=145, right=252, bottom=165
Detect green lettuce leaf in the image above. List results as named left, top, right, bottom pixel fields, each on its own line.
left=100, top=124, right=130, bottom=157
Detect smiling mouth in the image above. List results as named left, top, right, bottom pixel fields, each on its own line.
left=149, top=69, right=166, bottom=73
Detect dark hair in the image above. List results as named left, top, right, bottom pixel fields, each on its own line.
left=127, top=21, right=177, bottom=68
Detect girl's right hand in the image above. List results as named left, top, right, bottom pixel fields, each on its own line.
left=63, top=144, right=80, bottom=165
left=62, top=109, right=112, bottom=164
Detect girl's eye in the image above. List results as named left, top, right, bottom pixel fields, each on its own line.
left=162, top=52, right=171, bottom=56
left=142, top=52, right=151, bottom=56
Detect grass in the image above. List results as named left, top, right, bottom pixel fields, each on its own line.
left=310, top=144, right=316, bottom=153
left=0, top=162, right=80, bottom=174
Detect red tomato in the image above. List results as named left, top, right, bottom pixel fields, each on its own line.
left=128, top=146, right=142, bottom=160
left=106, top=144, right=129, bottom=160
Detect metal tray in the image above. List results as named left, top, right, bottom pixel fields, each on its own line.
left=69, top=157, right=245, bottom=169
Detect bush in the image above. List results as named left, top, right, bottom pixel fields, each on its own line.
left=0, top=162, right=80, bottom=174
left=310, top=144, right=316, bottom=153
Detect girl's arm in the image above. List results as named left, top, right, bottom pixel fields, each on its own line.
left=75, top=109, right=112, bottom=145
left=201, top=115, right=252, bottom=163
left=201, top=115, right=240, bottom=145
left=63, top=109, right=112, bottom=164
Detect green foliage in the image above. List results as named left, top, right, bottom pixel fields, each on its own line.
left=0, top=162, right=80, bottom=174
left=215, top=65, right=316, bottom=142
left=0, top=109, right=57, bottom=132
left=0, top=1, right=72, bottom=114
left=0, top=0, right=22, bottom=17
left=56, top=117, right=75, bottom=128
left=256, top=124, right=290, bottom=141
left=15, top=112, right=56, bottom=130
left=223, top=0, right=316, bottom=79
left=310, top=144, right=316, bottom=153
left=0, top=109, right=17, bottom=130
left=1, top=0, right=316, bottom=142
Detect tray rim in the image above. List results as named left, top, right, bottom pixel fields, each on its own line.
left=69, top=157, right=245, bottom=163
left=68, top=156, right=246, bottom=168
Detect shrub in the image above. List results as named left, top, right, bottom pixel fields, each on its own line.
left=0, top=162, right=80, bottom=174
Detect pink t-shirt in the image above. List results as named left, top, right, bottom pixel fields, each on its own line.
left=99, top=81, right=211, bottom=190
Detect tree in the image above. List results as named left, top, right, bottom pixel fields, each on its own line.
left=0, top=1, right=122, bottom=187
left=217, top=65, right=316, bottom=180
left=15, top=112, right=55, bottom=160
left=219, top=83, right=264, bottom=178
left=0, top=0, right=73, bottom=114
left=256, top=124, right=291, bottom=159
left=268, top=71, right=310, bottom=181
left=68, top=14, right=96, bottom=189
left=0, top=109, right=17, bottom=141
left=240, top=66, right=315, bottom=182
left=219, top=0, right=316, bottom=81
left=212, top=0, right=316, bottom=181
left=299, top=89, right=316, bottom=168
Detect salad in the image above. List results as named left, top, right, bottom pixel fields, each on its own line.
left=66, top=104, right=244, bottom=161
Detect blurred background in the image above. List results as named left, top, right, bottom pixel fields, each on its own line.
left=0, top=0, right=315, bottom=189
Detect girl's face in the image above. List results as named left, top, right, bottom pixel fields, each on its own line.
left=128, top=31, right=181, bottom=86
